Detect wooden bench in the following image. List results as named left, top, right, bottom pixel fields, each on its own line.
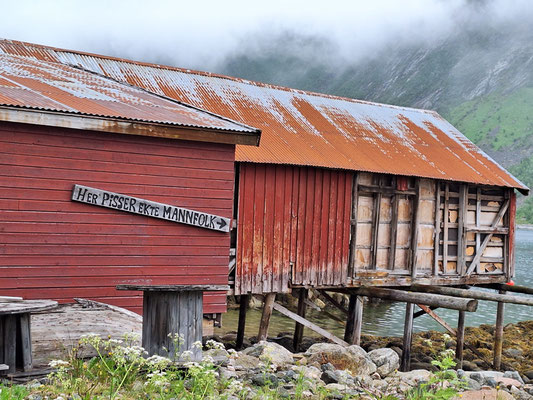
left=117, top=285, right=228, bottom=361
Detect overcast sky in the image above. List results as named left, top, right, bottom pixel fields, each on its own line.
left=1, top=0, right=531, bottom=70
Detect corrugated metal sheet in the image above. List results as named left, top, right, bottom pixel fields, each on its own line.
left=236, top=163, right=352, bottom=294
left=0, top=39, right=527, bottom=193
left=0, top=52, right=257, bottom=135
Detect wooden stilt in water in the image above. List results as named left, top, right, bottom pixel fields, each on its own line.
left=344, top=295, right=363, bottom=345
left=236, top=295, right=249, bottom=350
left=401, top=302, right=414, bottom=372
left=258, top=293, right=276, bottom=341
left=293, top=289, right=308, bottom=352
left=493, top=290, right=505, bottom=370
left=456, top=310, right=465, bottom=369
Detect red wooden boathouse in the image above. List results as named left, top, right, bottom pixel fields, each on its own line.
left=3, top=39, right=531, bottom=371
left=0, top=51, right=260, bottom=315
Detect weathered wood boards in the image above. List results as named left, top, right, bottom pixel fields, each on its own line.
left=72, top=184, right=231, bottom=232
left=117, top=285, right=225, bottom=361
left=0, top=300, right=57, bottom=374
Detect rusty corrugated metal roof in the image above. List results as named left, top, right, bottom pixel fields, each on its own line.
left=0, top=39, right=527, bottom=193
left=0, top=51, right=259, bottom=139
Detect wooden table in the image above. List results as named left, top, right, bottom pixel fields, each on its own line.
left=117, top=285, right=228, bottom=361
left=0, top=299, right=58, bottom=374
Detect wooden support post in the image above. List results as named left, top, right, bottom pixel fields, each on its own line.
left=433, top=184, right=441, bottom=276
left=401, top=303, right=415, bottom=372
left=258, top=293, right=276, bottom=341
left=344, top=295, right=363, bottom=345
left=410, top=180, right=421, bottom=278
left=293, top=289, right=308, bottom=352
left=493, top=290, right=505, bottom=370
left=18, top=314, right=32, bottom=371
left=457, top=184, right=468, bottom=275
left=236, top=295, right=249, bottom=350
left=456, top=311, right=466, bottom=369
left=4, top=315, right=16, bottom=374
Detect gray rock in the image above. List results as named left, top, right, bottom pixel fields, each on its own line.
left=251, top=372, right=279, bottom=387
left=291, top=365, right=322, bottom=381
left=462, top=360, right=478, bottom=371
left=219, top=367, right=238, bottom=380
left=504, top=348, right=523, bottom=358
left=204, top=348, right=230, bottom=365
left=231, top=353, right=261, bottom=370
left=485, top=377, right=497, bottom=388
left=504, top=370, right=525, bottom=385
left=470, top=372, right=484, bottom=383
left=465, top=377, right=482, bottom=390
left=525, top=371, right=533, bottom=380
left=305, top=343, right=376, bottom=376
left=321, top=362, right=336, bottom=372
left=321, top=370, right=339, bottom=384
left=368, top=348, right=400, bottom=377
left=242, top=341, right=294, bottom=369
left=397, top=369, right=433, bottom=386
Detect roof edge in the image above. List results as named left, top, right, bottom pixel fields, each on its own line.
left=0, top=38, right=440, bottom=116
left=0, top=106, right=261, bottom=146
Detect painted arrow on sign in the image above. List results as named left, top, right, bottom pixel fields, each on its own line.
left=71, top=184, right=231, bottom=233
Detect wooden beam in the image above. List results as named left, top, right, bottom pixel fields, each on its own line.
left=466, top=199, right=510, bottom=275
left=258, top=293, right=276, bottom=341
left=344, top=295, right=363, bottom=345
left=433, top=184, right=441, bottom=276
left=272, top=302, right=348, bottom=346
left=410, top=284, right=533, bottom=306
left=443, top=184, right=450, bottom=273
left=348, top=173, right=359, bottom=278
left=371, top=190, right=382, bottom=270
left=401, top=303, right=414, bottom=372
left=416, top=304, right=456, bottom=335
left=389, top=194, right=400, bottom=270
left=413, top=306, right=438, bottom=319
left=317, top=290, right=349, bottom=316
left=493, top=290, right=505, bottom=370
left=410, top=181, right=421, bottom=278
left=347, top=286, right=478, bottom=312
left=293, top=289, right=308, bottom=351
left=457, top=184, right=468, bottom=275
left=236, top=295, right=249, bottom=350
left=492, top=283, right=533, bottom=296
left=456, top=311, right=466, bottom=369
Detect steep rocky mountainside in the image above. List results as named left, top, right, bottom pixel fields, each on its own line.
left=217, top=17, right=533, bottom=221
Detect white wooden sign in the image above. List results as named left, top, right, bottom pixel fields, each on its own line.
left=71, top=184, right=230, bottom=232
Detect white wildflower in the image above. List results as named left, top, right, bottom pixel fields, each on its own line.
left=192, top=340, right=203, bottom=350
left=206, top=339, right=225, bottom=350
left=49, top=359, right=70, bottom=368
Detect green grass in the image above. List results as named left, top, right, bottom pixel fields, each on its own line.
left=446, top=87, right=533, bottom=150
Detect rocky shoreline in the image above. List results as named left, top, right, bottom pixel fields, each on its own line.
left=206, top=340, right=533, bottom=399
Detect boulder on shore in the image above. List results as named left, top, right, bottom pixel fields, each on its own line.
left=304, top=343, right=377, bottom=376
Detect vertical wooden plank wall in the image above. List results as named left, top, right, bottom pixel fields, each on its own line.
left=235, top=164, right=352, bottom=294
left=0, top=122, right=235, bottom=314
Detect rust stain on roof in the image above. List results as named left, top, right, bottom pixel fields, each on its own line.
left=0, top=39, right=527, bottom=193
left=0, top=52, right=258, bottom=136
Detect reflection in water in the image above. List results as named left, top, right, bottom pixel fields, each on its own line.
left=217, top=229, right=533, bottom=338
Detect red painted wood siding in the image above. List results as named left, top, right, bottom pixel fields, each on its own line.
left=236, top=163, right=353, bottom=294
left=0, top=122, right=235, bottom=314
